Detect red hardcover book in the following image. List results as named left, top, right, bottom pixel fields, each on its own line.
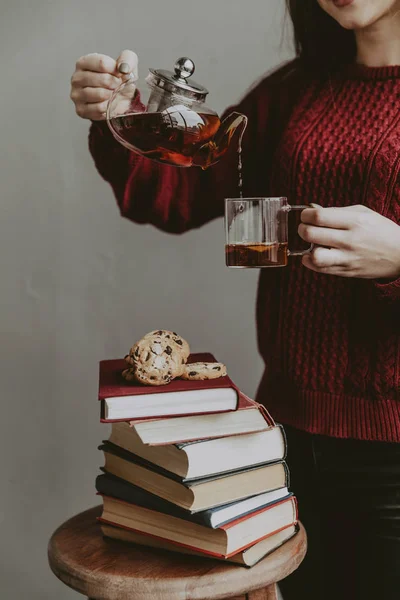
left=127, top=392, right=275, bottom=445
left=97, top=495, right=298, bottom=558
left=99, top=353, right=240, bottom=423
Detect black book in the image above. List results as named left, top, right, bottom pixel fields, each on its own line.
left=96, top=472, right=292, bottom=529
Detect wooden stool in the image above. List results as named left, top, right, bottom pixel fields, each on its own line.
left=48, top=506, right=306, bottom=600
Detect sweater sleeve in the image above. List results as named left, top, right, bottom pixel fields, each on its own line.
left=373, top=224, right=400, bottom=300
left=374, top=277, right=400, bottom=300
left=88, top=61, right=299, bottom=235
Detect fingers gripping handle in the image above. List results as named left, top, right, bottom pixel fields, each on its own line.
left=287, top=205, right=314, bottom=256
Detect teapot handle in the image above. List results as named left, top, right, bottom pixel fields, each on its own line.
left=106, top=79, right=145, bottom=123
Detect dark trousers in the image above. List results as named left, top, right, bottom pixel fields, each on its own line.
left=278, top=425, right=400, bottom=600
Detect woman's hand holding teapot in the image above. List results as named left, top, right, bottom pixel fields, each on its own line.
left=70, top=50, right=138, bottom=120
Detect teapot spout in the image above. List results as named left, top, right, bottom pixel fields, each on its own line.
left=192, top=112, right=248, bottom=169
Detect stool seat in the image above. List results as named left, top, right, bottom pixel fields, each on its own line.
left=48, top=505, right=306, bottom=600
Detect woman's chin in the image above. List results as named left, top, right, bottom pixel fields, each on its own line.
left=322, top=2, right=396, bottom=31
left=336, top=16, right=368, bottom=30
left=336, top=14, right=387, bottom=30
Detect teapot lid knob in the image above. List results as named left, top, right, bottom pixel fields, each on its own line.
left=174, top=57, right=195, bottom=80
left=147, top=57, right=209, bottom=102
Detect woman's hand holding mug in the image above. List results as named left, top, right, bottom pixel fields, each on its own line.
left=299, top=205, right=400, bottom=279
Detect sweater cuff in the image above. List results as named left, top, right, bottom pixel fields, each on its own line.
left=88, top=119, right=132, bottom=164
left=374, top=276, right=400, bottom=299
left=89, top=120, right=118, bottom=143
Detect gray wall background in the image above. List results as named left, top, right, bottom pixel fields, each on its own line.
left=1, top=1, right=293, bottom=598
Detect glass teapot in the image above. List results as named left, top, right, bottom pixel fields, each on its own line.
left=106, top=57, right=247, bottom=169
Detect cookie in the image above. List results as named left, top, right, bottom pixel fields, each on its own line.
left=180, top=362, right=227, bottom=381
left=124, top=335, right=186, bottom=386
left=143, top=330, right=190, bottom=360
left=122, top=367, right=174, bottom=386
left=126, top=337, right=185, bottom=376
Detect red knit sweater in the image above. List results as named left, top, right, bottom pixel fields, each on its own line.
left=89, top=60, right=400, bottom=442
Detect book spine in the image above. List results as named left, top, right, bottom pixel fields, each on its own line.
left=278, top=423, right=288, bottom=461
left=292, top=495, right=299, bottom=522
left=283, top=460, right=290, bottom=489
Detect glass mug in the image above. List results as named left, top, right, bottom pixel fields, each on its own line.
left=225, top=197, right=313, bottom=268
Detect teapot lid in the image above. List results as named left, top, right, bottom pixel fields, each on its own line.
left=146, top=57, right=209, bottom=103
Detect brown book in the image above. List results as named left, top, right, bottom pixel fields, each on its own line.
left=128, top=392, right=274, bottom=445
left=98, top=494, right=298, bottom=558
left=101, top=522, right=299, bottom=567
left=99, top=354, right=239, bottom=422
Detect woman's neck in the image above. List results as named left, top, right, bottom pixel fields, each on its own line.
left=356, top=10, right=400, bottom=67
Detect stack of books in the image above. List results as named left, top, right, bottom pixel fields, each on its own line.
left=96, top=353, right=298, bottom=567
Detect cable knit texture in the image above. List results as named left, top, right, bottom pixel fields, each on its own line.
left=89, top=60, right=400, bottom=442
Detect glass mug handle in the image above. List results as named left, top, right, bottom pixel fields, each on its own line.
left=286, top=205, right=314, bottom=256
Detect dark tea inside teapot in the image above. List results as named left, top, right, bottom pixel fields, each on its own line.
left=106, top=57, right=247, bottom=169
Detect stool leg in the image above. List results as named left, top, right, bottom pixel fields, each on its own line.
left=247, top=584, right=279, bottom=600
left=230, top=585, right=278, bottom=600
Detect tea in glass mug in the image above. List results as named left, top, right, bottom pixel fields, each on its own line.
left=225, top=197, right=313, bottom=268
